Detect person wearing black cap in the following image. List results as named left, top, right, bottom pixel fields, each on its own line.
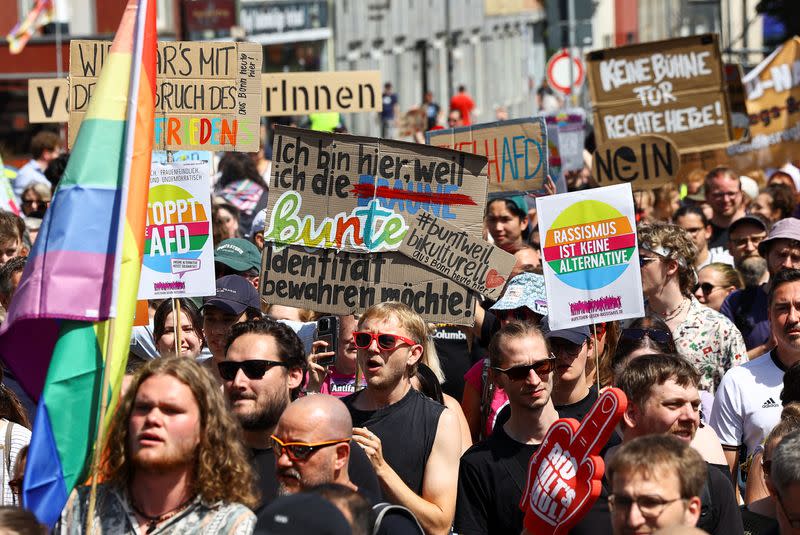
left=726, top=214, right=769, bottom=270
left=202, top=275, right=263, bottom=383
left=721, top=217, right=800, bottom=356
left=255, top=492, right=353, bottom=535
left=542, top=318, right=598, bottom=422
left=214, top=238, right=262, bottom=289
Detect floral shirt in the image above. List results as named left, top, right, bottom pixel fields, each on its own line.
left=59, top=484, right=255, bottom=535
left=671, top=297, right=748, bottom=393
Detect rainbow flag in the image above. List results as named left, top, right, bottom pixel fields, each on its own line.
left=0, top=0, right=156, bottom=526
left=6, top=0, right=54, bottom=55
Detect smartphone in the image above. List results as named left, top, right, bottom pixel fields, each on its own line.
left=315, top=315, right=339, bottom=367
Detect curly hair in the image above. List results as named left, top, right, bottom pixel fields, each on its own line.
left=638, top=222, right=697, bottom=296
left=102, top=357, right=259, bottom=508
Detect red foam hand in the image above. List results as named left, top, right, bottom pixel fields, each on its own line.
left=519, top=387, right=627, bottom=535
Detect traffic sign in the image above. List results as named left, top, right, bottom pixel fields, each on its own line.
left=547, top=50, right=585, bottom=95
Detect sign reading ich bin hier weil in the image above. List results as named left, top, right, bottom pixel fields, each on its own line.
left=137, top=158, right=216, bottom=300
left=536, top=183, right=644, bottom=330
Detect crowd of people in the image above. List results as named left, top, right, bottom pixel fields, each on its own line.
left=2, top=107, right=800, bottom=535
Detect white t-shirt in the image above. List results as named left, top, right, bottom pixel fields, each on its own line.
left=709, top=351, right=784, bottom=457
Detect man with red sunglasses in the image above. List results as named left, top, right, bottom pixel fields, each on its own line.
left=344, top=302, right=462, bottom=535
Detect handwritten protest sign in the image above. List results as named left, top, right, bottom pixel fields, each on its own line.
left=725, top=37, right=800, bottom=171
left=592, top=135, right=679, bottom=189
left=68, top=40, right=262, bottom=151
left=426, top=117, right=548, bottom=197
left=586, top=34, right=732, bottom=151
left=398, top=211, right=516, bottom=300
left=261, top=245, right=477, bottom=324
left=261, top=125, right=489, bottom=325
left=261, top=71, right=381, bottom=116
left=545, top=110, right=585, bottom=193
left=137, top=158, right=215, bottom=299
left=536, top=183, right=644, bottom=330
left=521, top=388, right=627, bottom=534
left=28, top=79, right=69, bottom=123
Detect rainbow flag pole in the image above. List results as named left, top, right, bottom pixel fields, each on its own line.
left=0, top=0, right=156, bottom=527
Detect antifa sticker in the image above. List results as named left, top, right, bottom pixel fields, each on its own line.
left=520, top=388, right=627, bottom=534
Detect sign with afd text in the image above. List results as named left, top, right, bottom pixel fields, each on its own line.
left=586, top=34, right=732, bottom=151
left=592, top=135, right=680, bottom=189
left=426, top=117, right=548, bottom=197
left=521, top=388, right=627, bottom=534
left=138, top=158, right=216, bottom=300
left=261, top=71, right=381, bottom=116
left=262, top=125, right=489, bottom=325
left=398, top=211, right=517, bottom=300
left=28, top=79, right=69, bottom=123
left=68, top=40, right=262, bottom=151
left=536, top=183, right=644, bottom=330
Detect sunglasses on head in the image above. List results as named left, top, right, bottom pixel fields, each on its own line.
left=619, top=328, right=672, bottom=344
left=270, top=435, right=350, bottom=462
left=693, top=282, right=721, bottom=295
left=218, top=359, right=289, bottom=381
left=492, top=355, right=557, bottom=380
left=352, top=331, right=417, bottom=351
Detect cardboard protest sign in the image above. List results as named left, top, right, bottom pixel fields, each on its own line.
left=545, top=110, right=585, bottom=193
left=521, top=388, right=627, bottom=534
left=261, top=71, right=381, bottom=116
left=261, top=245, right=477, bottom=325
left=725, top=63, right=749, bottom=141
left=726, top=37, right=800, bottom=170
left=592, top=135, right=679, bottom=189
left=28, top=79, right=69, bottom=123
left=426, top=117, right=548, bottom=197
left=68, top=40, right=262, bottom=151
left=137, top=158, right=216, bottom=299
left=398, top=211, right=517, bottom=300
left=586, top=34, right=732, bottom=151
left=536, top=183, right=644, bottom=330
left=262, top=125, right=489, bottom=325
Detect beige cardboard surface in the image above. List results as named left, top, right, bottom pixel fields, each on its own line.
left=398, top=211, right=516, bottom=300
left=261, top=246, right=476, bottom=325
left=724, top=63, right=748, bottom=141
left=28, top=79, right=69, bottom=123
left=586, top=34, right=732, bottom=151
left=426, top=117, right=548, bottom=196
left=68, top=40, right=262, bottom=151
left=593, top=135, right=680, bottom=189
left=261, top=71, right=381, bottom=116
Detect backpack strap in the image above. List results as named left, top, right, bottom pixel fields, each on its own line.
left=372, top=502, right=424, bottom=535
left=479, top=358, right=494, bottom=441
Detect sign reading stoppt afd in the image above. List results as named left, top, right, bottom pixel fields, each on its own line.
left=68, top=40, right=262, bottom=151
left=592, top=135, right=680, bottom=189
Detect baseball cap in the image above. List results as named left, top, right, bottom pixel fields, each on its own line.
left=256, top=493, right=351, bottom=535
left=758, top=217, right=800, bottom=257
left=540, top=316, right=590, bottom=345
left=202, top=275, right=261, bottom=315
left=215, top=238, right=262, bottom=273
left=729, top=213, right=768, bottom=235
left=490, top=272, right=548, bottom=315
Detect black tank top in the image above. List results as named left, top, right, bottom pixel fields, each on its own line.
left=345, top=388, right=445, bottom=495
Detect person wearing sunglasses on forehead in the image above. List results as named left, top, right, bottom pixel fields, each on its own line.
left=343, top=302, right=461, bottom=535
left=695, top=263, right=743, bottom=312
left=455, top=322, right=611, bottom=535
left=638, top=222, right=747, bottom=395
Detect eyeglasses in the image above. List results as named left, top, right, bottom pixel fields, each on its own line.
left=608, top=494, right=685, bottom=519
left=218, top=359, right=289, bottom=381
left=693, top=282, right=724, bottom=295
left=710, top=191, right=740, bottom=200
left=270, top=435, right=350, bottom=463
left=730, top=234, right=766, bottom=248
left=495, top=308, right=541, bottom=324
left=549, top=339, right=584, bottom=357
left=619, top=328, right=672, bottom=344
left=352, top=331, right=418, bottom=351
left=492, top=356, right=557, bottom=381
left=639, top=256, right=660, bottom=267
left=776, top=491, right=800, bottom=528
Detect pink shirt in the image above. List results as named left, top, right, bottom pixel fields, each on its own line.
left=464, top=360, right=509, bottom=437
left=319, top=369, right=366, bottom=398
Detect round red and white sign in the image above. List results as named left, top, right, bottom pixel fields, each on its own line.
left=546, top=49, right=585, bottom=95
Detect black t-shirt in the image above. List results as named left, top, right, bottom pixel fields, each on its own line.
left=432, top=325, right=474, bottom=400
left=709, top=222, right=730, bottom=256
left=740, top=504, right=778, bottom=535
left=455, top=425, right=613, bottom=535
left=345, top=388, right=444, bottom=495
left=249, top=440, right=382, bottom=512
left=700, top=462, right=746, bottom=535
left=555, top=385, right=599, bottom=422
